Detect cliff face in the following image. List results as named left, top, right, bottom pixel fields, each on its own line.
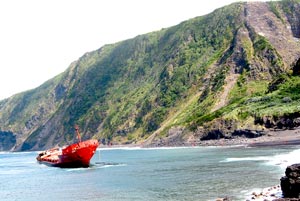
left=1, top=1, right=300, bottom=151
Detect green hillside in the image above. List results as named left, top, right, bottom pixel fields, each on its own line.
left=1, top=0, right=300, bottom=151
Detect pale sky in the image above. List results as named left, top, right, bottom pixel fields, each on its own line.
left=0, top=0, right=264, bottom=100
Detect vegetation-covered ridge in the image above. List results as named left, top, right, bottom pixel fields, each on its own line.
left=1, top=0, right=300, bottom=151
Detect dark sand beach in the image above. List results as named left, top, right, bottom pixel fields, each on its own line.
left=197, top=128, right=300, bottom=148
left=249, top=128, right=300, bottom=147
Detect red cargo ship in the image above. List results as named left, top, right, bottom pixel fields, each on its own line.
left=36, top=126, right=99, bottom=168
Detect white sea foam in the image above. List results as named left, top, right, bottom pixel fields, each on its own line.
left=221, top=149, right=300, bottom=200
left=221, top=156, right=270, bottom=163
left=244, top=185, right=282, bottom=201
left=266, top=149, right=300, bottom=169
left=0, top=169, right=30, bottom=175
left=64, top=167, right=88, bottom=172
left=97, top=163, right=127, bottom=169
left=7, top=151, right=38, bottom=155
left=0, top=151, right=10, bottom=154
left=221, top=148, right=300, bottom=169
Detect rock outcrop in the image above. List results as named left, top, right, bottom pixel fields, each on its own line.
left=280, top=163, right=300, bottom=198
left=255, top=112, right=300, bottom=129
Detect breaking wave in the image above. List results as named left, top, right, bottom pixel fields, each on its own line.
left=221, top=148, right=300, bottom=169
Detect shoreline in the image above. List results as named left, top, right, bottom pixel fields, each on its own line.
left=99, top=130, right=300, bottom=201
left=194, top=128, right=300, bottom=148
left=101, top=128, right=300, bottom=149
left=245, top=185, right=283, bottom=201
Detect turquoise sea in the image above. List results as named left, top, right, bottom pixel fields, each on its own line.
left=1, top=145, right=300, bottom=201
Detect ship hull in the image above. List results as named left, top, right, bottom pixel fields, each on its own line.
left=37, top=139, right=99, bottom=168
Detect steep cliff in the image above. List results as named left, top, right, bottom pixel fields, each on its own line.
left=1, top=0, right=300, bottom=151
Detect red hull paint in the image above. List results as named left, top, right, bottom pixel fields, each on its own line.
left=37, top=139, right=99, bottom=168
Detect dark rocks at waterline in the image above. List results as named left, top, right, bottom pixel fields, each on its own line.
left=280, top=163, right=300, bottom=199
left=232, top=129, right=265, bottom=138
left=200, top=129, right=265, bottom=141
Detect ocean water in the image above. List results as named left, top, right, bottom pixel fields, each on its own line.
left=1, top=145, right=300, bottom=201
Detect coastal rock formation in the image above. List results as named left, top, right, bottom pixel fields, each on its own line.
left=280, top=163, right=300, bottom=198
left=255, top=112, right=300, bottom=129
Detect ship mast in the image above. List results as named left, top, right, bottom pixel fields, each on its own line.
left=74, top=125, right=82, bottom=143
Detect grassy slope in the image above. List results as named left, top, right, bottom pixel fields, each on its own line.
left=0, top=1, right=300, bottom=150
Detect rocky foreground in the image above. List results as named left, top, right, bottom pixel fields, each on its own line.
left=213, top=129, right=300, bottom=201
left=247, top=164, right=300, bottom=201
left=247, top=185, right=282, bottom=201
left=279, top=163, right=300, bottom=199
left=216, top=164, right=300, bottom=201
